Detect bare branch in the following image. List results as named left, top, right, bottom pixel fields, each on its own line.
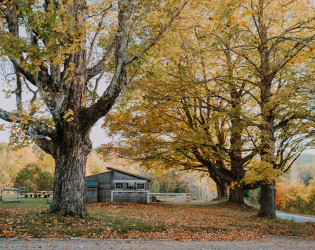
left=86, top=40, right=116, bottom=81
left=127, top=1, right=188, bottom=64
left=86, top=5, right=114, bottom=68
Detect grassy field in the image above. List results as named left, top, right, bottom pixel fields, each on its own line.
left=0, top=199, right=314, bottom=241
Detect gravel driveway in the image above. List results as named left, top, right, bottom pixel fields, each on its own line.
left=0, top=236, right=314, bottom=249
left=276, top=212, right=315, bottom=222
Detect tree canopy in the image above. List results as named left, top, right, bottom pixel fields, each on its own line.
left=100, top=0, right=315, bottom=217
left=0, top=0, right=188, bottom=217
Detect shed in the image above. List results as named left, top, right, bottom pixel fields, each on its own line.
left=85, top=167, right=151, bottom=204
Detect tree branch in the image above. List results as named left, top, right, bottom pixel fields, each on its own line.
left=127, top=1, right=188, bottom=64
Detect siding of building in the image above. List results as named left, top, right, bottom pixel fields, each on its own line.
left=85, top=168, right=151, bottom=204
left=86, top=186, right=98, bottom=203
left=112, top=191, right=148, bottom=204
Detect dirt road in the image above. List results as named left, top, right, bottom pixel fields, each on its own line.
left=0, top=236, right=314, bottom=249
left=276, top=212, right=315, bottom=222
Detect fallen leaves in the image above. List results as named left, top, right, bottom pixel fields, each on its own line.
left=0, top=201, right=314, bottom=241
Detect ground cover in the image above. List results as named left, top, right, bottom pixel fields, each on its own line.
left=0, top=199, right=314, bottom=241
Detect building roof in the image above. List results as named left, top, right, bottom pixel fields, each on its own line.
left=107, top=167, right=152, bottom=182
left=86, top=181, right=99, bottom=186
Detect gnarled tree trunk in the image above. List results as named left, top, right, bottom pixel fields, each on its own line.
left=258, top=182, right=276, bottom=218
left=50, top=130, right=92, bottom=217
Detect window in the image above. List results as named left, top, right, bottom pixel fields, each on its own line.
left=137, top=183, right=145, bottom=190
left=115, top=183, right=124, bottom=190
left=126, top=182, right=135, bottom=190
left=114, top=181, right=146, bottom=191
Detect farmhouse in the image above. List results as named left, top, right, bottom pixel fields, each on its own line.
left=85, top=167, right=151, bottom=204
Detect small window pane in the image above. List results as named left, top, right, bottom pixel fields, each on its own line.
left=115, top=183, right=124, bottom=190
left=137, top=183, right=145, bottom=190
left=126, top=183, right=134, bottom=190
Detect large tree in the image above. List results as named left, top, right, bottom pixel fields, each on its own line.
left=215, top=0, right=315, bottom=217
left=100, top=0, right=315, bottom=216
left=0, top=0, right=187, bottom=217
left=99, top=2, right=260, bottom=204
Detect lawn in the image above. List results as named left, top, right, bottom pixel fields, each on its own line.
left=0, top=199, right=314, bottom=241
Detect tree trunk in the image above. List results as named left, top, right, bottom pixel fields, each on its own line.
left=49, top=132, right=92, bottom=217
left=228, top=185, right=244, bottom=204
left=258, top=182, right=276, bottom=218
left=216, top=180, right=228, bottom=198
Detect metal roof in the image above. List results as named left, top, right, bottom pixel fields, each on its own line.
left=107, top=167, right=152, bottom=182
left=85, top=181, right=99, bottom=186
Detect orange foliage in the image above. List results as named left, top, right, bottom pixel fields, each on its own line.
left=9, top=146, right=38, bottom=169
left=277, top=182, right=314, bottom=213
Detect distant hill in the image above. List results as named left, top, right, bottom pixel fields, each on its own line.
left=296, top=154, right=315, bottom=165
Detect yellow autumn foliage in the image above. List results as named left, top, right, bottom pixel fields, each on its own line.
left=244, top=160, right=283, bottom=184
left=279, top=183, right=314, bottom=212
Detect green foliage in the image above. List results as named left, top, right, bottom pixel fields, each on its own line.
left=37, top=171, right=54, bottom=191
left=303, top=175, right=313, bottom=186
left=149, top=180, right=160, bottom=193
left=256, top=188, right=261, bottom=204
left=14, top=163, right=54, bottom=192
left=243, top=189, right=250, bottom=198
left=245, top=188, right=260, bottom=204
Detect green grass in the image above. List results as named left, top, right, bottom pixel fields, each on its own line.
left=0, top=198, right=49, bottom=209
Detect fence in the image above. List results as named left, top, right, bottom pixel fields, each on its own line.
left=150, top=193, right=191, bottom=202
left=0, top=187, right=25, bottom=202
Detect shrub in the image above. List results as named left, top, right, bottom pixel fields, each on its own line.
left=150, top=180, right=160, bottom=193
left=14, top=163, right=54, bottom=192
left=281, top=184, right=309, bottom=211
left=277, top=181, right=314, bottom=213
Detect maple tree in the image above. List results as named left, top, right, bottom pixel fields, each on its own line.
left=100, top=1, right=260, bottom=203
left=0, top=0, right=187, bottom=217
left=101, top=0, right=314, bottom=216
left=218, top=0, right=315, bottom=218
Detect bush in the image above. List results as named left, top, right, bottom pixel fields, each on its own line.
left=281, top=184, right=309, bottom=211
left=14, top=163, right=54, bottom=192
left=150, top=180, right=160, bottom=193
left=277, top=180, right=314, bottom=214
